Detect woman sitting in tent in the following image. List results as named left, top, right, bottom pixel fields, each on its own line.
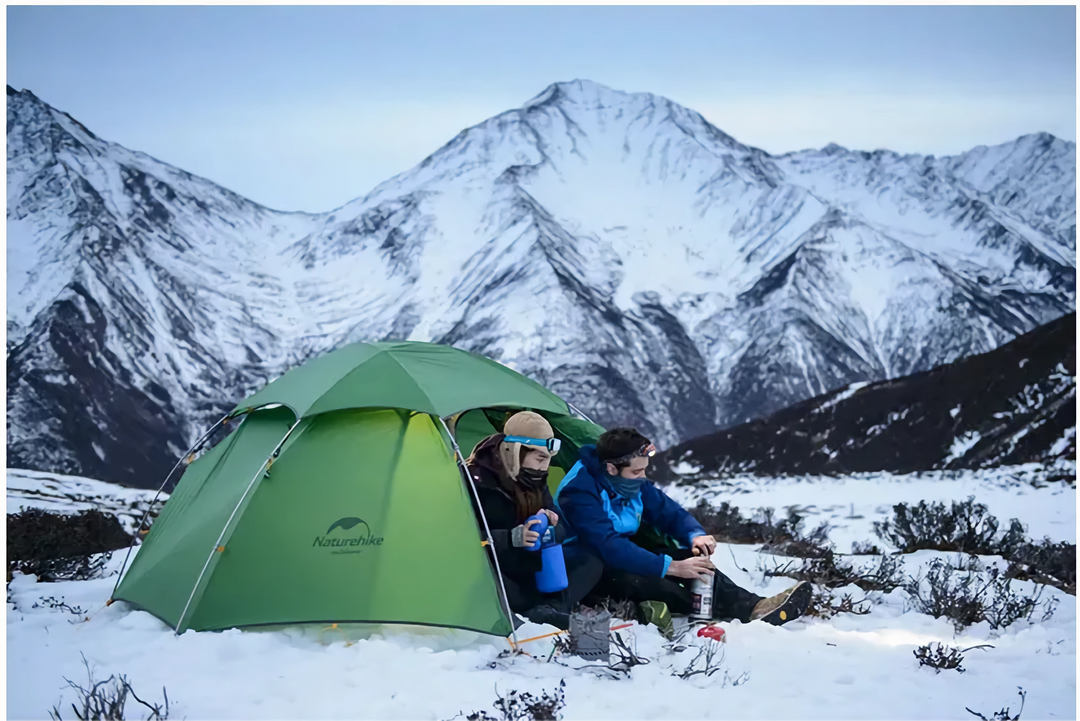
left=466, top=411, right=602, bottom=630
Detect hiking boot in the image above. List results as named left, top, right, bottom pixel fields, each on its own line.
left=638, top=600, right=675, bottom=639
left=525, top=605, right=570, bottom=630
left=750, top=581, right=811, bottom=626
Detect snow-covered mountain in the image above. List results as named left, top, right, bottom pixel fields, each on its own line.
left=7, top=81, right=1075, bottom=488
left=654, top=312, right=1076, bottom=480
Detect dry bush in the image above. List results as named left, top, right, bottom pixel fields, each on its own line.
left=9, top=509, right=132, bottom=582
left=48, top=655, right=169, bottom=721
left=904, top=559, right=1056, bottom=632
left=914, top=642, right=965, bottom=673
left=459, top=681, right=566, bottom=721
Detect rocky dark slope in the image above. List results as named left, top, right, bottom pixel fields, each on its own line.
left=654, top=313, right=1076, bottom=479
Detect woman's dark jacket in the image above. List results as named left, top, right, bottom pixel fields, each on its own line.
left=466, top=434, right=566, bottom=581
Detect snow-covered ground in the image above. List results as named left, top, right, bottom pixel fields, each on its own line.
left=663, top=462, right=1076, bottom=553
left=6, top=466, right=1075, bottom=720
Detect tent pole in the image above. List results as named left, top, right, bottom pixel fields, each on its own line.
left=110, top=410, right=238, bottom=598
left=566, top=401, right=597, bottom=424
left=173, top=416, right=303, bottom=634
left=435, top=416, right=521, bottom=649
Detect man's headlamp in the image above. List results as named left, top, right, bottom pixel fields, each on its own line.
left=604, top=442, right=657, bottom=467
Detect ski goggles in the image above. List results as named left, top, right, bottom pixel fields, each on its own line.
left=605, top=442, right=657, bottom=467
left=503, top=435, right=562, bottom=454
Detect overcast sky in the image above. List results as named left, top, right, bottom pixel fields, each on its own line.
left=8, top=5, right=1076, bottom=213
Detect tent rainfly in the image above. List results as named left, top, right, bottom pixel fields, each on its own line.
left=110, top=341, right=603, bottom=637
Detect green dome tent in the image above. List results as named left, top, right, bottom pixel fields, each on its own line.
left=111, top=341, right=604, bottom=637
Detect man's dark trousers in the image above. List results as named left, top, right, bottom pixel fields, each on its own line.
left=570, top=546, right=763, bottom=622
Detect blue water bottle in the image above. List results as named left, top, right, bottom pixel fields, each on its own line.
left=524, top=512, right=549, bottom=552
left=525, top=512, right=568, bottom=593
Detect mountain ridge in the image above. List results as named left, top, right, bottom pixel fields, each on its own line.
left=7, top=80, right=1074, bottom=487
left=653, top=311, right=1076, bottom=481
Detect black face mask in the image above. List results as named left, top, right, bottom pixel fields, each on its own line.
left=517, top=466, right=549, bottom=489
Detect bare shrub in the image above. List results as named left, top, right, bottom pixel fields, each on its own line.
left=966, top=687, right=1027, bottom=721
left=874, top=497, right=1010, bottom=555
left=806, top=588, right=872, bottom=619
left=689, top=500, right=837, bottom=559
left=763, top=551, right=903, bottom=593
left=457, top=681, right=566, bottom=721
left=9, top=509, right=132, bottom=582
left=673, top=637, right=727, bottom=680
left=904, top=559, right=1056, bottom=632
left=33, top=596, right=87, bottom=615
left=689, top=501, right=788, bottom=545
left=1006, top=539, right=1075, bottom=596
left=48, top=655, right=169, bottom=720
left=914, top=642, right=965, bottom=673
left=851, top=540, right=882, bottom=555
left=877, top=498, right=1074, bottom=596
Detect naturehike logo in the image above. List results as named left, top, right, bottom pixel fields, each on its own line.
left=314, top=517, right=384, bottom=555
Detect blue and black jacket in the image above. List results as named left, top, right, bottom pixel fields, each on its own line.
left=553, top=445, right=705, bottom=578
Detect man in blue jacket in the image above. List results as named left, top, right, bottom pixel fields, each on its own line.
left=555, top=428, right=810, bottom=627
